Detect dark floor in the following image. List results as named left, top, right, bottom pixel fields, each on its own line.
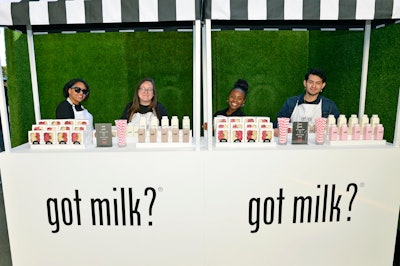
left=0, top=182, right=12, bottom=266
left=395, top=227, right=400, bottom=266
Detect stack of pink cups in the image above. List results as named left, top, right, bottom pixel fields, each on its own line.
left=315, top=117, right=327, bottom=144
left=115, top=119, right=127, bottom=147
left=277, top=117, right=290, bottom=144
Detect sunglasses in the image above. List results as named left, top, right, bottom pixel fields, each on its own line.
left=71, top=86, right=89, bottom=95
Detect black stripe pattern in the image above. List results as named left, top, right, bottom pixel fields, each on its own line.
left=0, top=0, right=398, bottom=28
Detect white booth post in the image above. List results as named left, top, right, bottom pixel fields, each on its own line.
left=193, top=20, right=202, bottom=151
left=26, top=25, right=41, bottom=124
left=358, top=20, right=371, bottom=119
left=201, top=21, right=208, bottom=142
left=203, top=19, right=213, bottom=150
left=393, top=88, right=400, bottom=147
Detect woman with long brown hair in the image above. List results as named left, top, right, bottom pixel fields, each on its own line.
left=120, top=77, right=168, bottom=125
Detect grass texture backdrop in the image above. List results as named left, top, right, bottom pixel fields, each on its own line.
left=4, top=23, right=400, bottom=146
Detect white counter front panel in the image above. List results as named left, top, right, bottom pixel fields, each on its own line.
left=1, top=144, right=399, bottom=266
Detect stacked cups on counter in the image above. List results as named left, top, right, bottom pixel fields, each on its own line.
left=315, top=117, right=327, bottom=144
left=277, top=117, right=290, bottom=145
left=115, top=119, right=127, bottom=147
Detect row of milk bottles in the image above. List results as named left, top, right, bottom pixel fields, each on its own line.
left=326, top=114, right=384, bottom=141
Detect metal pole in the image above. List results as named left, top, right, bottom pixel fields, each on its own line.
left=202, top=21, right=207, bottom=141
left=27, top=25, right=41, bottom=123
left=393, top=88, right=400, bottom=147
left=358, top=20, right=371, bottom=119
left=193, top=20, right=201, bottom=151
left=204, top=19, right=213, bottom=150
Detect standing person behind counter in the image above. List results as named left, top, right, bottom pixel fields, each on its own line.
left=202, top=79, right=249, bottom=130
left=273, top=68, right=339, bottom=135
left=120, top=78, right=168, bottom=125
left=56, top=78, right=93, bottom=127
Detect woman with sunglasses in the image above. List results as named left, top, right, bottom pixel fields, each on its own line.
left=120, top=77, right=168, bottom=125
left=56, top=78, right=93, bottom=127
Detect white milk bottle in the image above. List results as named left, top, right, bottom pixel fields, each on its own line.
left=363, top=124, right=373, bottom=140
left=351, top=124, right=361, bottom=140
left=374, top=124, right=384, bottom=140
left=359, top=114, right=369, bottom=137
left=161, top=116, right=169, bottom=143
left=348, top=114, right=358, bottom=135
left=329, top=124, right=338, bottom=141
left=182, top=116, right=191, bottom=143
left=171, top=116, right=179, bottom=142
left=326, top=115, right=336, bottom=140
left=337, top=114, right=347, bottom=129
left=370, top=114, right=380, bottom=133
left=339, top=124, right=348, bottom=141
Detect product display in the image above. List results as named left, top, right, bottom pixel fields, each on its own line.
left=214, top=116, right=274, bottom=145
left=108, top=116, right=193, bottom=146
left=26, top=114, right=385, bottom=149
left=324, top=114, right=386, bottom=145
left=29, top=119, right=92, bottom=148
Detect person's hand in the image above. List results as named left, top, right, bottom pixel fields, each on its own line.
left=202, top=122, right=208, bottom=130
left=274, top=128, right=279, bottom=137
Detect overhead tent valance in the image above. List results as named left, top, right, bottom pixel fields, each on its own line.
left=1, top=0, right=400, bottom=31
left=204, top=0, right=400, bottom=20
left=0, top=0, right=202, bottom=32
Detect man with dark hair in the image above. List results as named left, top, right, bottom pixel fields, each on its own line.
left=273, top=68, right=340, bottom=132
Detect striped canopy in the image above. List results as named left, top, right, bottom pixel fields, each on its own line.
left=0, top=0, right=399, bottom=32
left=205, top=0, right=400, bottom=20
left=0, top=0, right=202, bottom=29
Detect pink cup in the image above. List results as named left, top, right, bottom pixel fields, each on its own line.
left=315, top=117, right=327, bottom=144
left=115, top=119, right=127, bottom=147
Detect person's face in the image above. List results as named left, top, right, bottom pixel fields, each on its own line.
left=138, top=81, right=154, bottom=105
left=228, top=89, right=245, bottom=112
left=68, top=81, right=88, bottom=105
left=304, top=74, right=326, bottom=97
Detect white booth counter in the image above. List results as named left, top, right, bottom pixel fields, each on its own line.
left=1, top=138, right=399, bottom=266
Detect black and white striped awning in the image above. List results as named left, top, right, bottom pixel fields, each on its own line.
left=1, top=0, right=399, bottom=33
left=204, top=0, right=400, bottom=20
left=0, top=0, right=202, bottom=32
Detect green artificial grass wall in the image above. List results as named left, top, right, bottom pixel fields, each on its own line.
left=308, top=30, right=364, bottom=115
left=5, top=29, right=34, bottom=147
left=211, top=30, right=308, bottom=120
left=365, top=24, right=400, bottom=143
left=33, top=31, right=194, bottom=123
left=5, top=30, right=194, bottom=147
left=5, top=23, right=400, bottom=145
left=309, top=24, right=400, bottom=142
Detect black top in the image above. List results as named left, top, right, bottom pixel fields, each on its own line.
left=214, top=107, right=245, bottom=117
left=120, top=102, right=168, bottom=121
left=56, top=99, right=84, bottom=119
